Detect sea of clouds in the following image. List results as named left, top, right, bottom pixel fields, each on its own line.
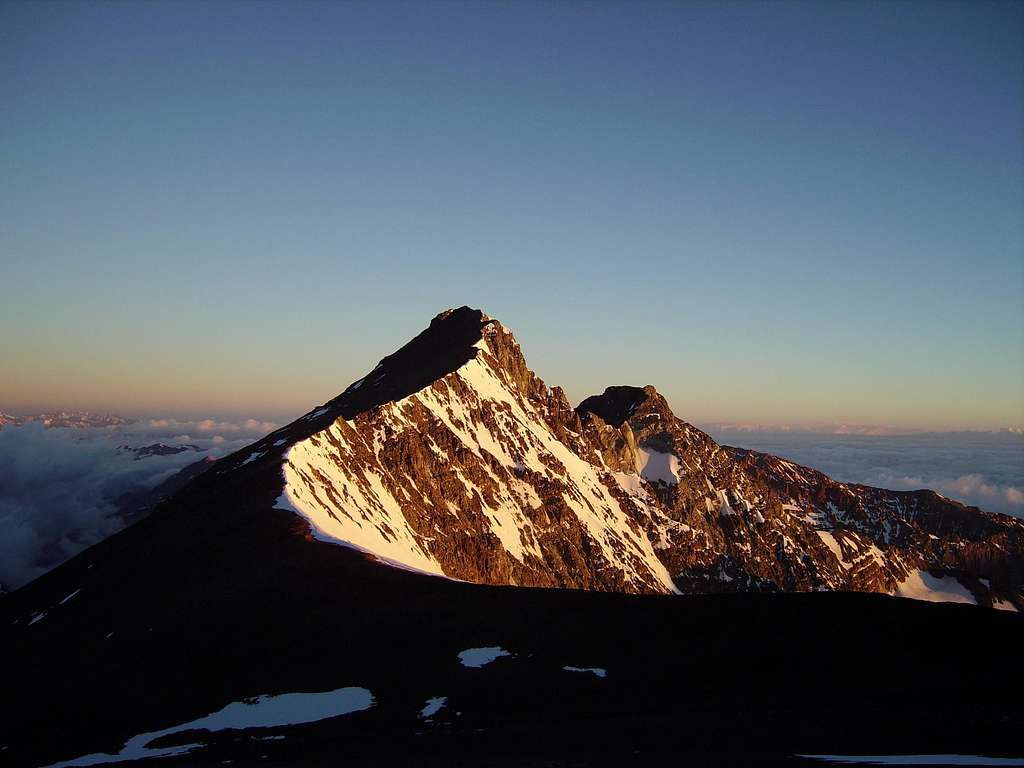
left=706, top=427, right=1024, bottom=518
left=0, top=418, right=276, bottom=590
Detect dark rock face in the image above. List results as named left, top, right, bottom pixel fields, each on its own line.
left=237, top=306, right=1022, bottom=608
left=577, top=384, right=657, bottom=428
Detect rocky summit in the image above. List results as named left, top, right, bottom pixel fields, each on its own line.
left=253, top=306, right=1021, bottom=606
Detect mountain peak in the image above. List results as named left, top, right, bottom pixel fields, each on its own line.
left=331, top=306, right=539, bottom=413
left=577, top=384, right=671, bottom=427
left=324, top=307, right=494, bottom=418
left=430, top=304, right=489, bottom=326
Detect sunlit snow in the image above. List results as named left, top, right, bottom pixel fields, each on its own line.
left=240, top=451, right=265, bottom=466
left=894, top=570, right=977, bottom=606
left=635, top=448, right=682, bottom=485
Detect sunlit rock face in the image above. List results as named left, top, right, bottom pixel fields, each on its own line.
left=279, top=314, right=676, bottom=593
left=268, top=307, right=1023, bottom=607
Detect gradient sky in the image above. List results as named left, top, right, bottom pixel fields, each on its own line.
left=2, top=0, right=1022, bottom=430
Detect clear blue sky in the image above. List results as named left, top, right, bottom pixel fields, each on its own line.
left=2, top=0, right=1022, bottom=430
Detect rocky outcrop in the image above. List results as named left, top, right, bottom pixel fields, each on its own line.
left=578, top=383, right=1023, bottom=608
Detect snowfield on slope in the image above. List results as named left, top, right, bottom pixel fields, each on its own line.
left=279, top=335, right=679, bottom=593
left=894, top=570, right=977, bottom=606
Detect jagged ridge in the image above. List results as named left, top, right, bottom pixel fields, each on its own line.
left=232, top=307, right=1023, bottom=608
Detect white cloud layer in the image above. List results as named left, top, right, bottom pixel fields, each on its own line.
left=147, top=418, right=278, bottom=434
left=707, top=429, right=1024, bottom=517
left=0, top=417, right=276, bottom=590
left=874, top=473, right=1024, bottom=511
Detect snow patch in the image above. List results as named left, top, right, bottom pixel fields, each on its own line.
left=279, top=438, right=447, bottom=578
left=894, top=570, right=977, bottom=606
left=43, top=687, right=374, bottom=767
left=817, top=531, right=848, bottom=568
left=303, top=407, right=330, bottom=421
left=240, top=451, right=265, bottom=466
left=992, top=596, right=1019, bottom=612
left=458, top=647, right=510, bottom=668
left=716, top=489, right=737, bottom=517
left=419, top=696, right=447, bottom=718
left=636, top=448, right=682, bottom=485
left=563, top=666, right=607, bottom=678
left=613, top=472, right=652, bottom=501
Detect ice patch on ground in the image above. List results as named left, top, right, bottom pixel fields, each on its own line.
left=43, top=687, right=375, bottom=767
left=458, top=647, right=511, bottom=667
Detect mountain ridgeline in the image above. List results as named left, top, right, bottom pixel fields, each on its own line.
left=230, top=307, right=1024, bottom=608
left=5, top=306, right=1024, bottom=768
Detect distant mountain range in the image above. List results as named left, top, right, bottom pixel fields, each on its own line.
left=0, top=411, right=132, bottom=429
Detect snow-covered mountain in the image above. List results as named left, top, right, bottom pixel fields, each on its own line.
left=4, top=307, right=1022, bottom=768
left=223, top=307, right=1022, bottom=608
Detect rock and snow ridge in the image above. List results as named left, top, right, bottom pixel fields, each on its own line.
left=279, top=321, right=677, bottom=593
left=261, top=307, right=1023, bottom=608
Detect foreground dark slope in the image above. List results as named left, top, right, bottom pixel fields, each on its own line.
left=3, top=307, right=1023, bottom=766
left=3, top=510, right=1023, bottom=766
